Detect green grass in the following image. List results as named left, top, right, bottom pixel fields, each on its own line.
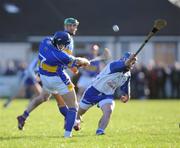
left=0, top=99, right=180, bottom=148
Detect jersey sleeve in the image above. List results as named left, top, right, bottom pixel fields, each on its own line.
left=27, top=58, right=38, bottom=79
left=109, top=60, right=126, bottom=73
left=120, top=77, right=131, bottom=97
left=51, top=49, right=75, bottom=66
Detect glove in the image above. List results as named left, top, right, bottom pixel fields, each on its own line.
left=75, top=57, right=90, bottom=67
left=125, top=54, right=137, bottom=68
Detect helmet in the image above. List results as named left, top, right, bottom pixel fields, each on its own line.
left=64, top=18, right=79, bottom=26
left=122, top=52, right=137, bottom=70
left=122, top=52, right=132, bottom=61
left=53, top=31, right=71, bottom=47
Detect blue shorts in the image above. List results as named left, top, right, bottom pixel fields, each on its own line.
left=25, top=77, right=37, bottom=85
left=79, top=86, right=114, bottom=110
left=20, top=72, right=37, bottom=86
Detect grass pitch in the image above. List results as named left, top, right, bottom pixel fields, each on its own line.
left=0, top=99, right=180, bottom=148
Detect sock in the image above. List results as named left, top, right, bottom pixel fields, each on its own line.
left=59, top=105, right=68, bottom=117
left=22, top=110, right=29, bottom=119
left=65, top=107, right=77, bottom=132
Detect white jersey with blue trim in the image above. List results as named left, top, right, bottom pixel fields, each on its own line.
left=92, top=60, right=131, bottom=95
left=24, top=57, right=38, bottom=79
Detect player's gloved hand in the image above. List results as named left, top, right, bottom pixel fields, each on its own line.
left=120, top=95, right=129, bottom=103
left=125, top=54, right=137, bottom=69
left=75, top=57, right=90, bottom=67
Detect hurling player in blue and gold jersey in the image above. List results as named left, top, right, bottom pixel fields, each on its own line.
left=17, top=30, right=90, bottom=138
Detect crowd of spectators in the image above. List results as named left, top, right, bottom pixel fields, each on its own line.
left=0, top=60, right=26, bottom=76
left=131, top=62, right=180, bottom=99
left=0, top=60, right=180, bottom=99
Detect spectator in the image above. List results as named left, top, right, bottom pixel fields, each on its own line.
left=4, top=60, right=17, bottom=75
left=171, top=62, right=180, bottom=98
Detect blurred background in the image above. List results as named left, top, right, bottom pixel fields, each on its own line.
left=0, top=0, right=179, bottom=99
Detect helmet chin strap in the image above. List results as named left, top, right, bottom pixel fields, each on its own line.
left=57, top=45, right=65, bottom=51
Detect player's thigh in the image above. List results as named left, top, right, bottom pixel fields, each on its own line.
left=38, top=90, right=51, bottom=101
left=53, top=94, right=66, bottom=107
left=61, top=89, right=78, bottom=108
left=79, top=98, right=93, bottom=111
left=32, top=83, right=42, bottom=95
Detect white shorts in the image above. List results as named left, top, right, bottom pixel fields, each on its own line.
left=77, top=75, right=95, bottom=89
left=40, top=74, right=74, bottom=95
left=79, top=98, right=115, bottom=110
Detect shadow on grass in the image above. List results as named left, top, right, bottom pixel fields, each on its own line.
left=0, top=133, right=90, bottom=141
left=0, top=135, right=60, bottom=141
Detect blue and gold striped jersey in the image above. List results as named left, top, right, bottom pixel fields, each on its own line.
left=38, top=37, right=74, bottom=76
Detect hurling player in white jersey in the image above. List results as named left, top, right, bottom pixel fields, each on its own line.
left=74, top=52, right=137, bottom=135
left=3, top=57, right=42, bottom=108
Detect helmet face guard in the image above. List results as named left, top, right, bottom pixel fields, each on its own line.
left=54, top=38, right=70, bottom=47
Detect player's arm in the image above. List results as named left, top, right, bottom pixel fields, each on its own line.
left=72, top=57, right=90, bottom=68
left=125, top=54, right=137, bottom=69
left=51, top=50, right=90, bottom=68
left=83, top=61, right=98, bottom=71
left=27, top=58, right=38, bottom=79
left=63, top=45, right=80, bottom=74
left=119, top=77, right=131, bottom=103
left=109, top=60, right=126, bottom=73
left=110, top=55, right=137, bottom=73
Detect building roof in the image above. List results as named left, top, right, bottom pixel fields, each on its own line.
left=0, top=0, right=180, bottom=40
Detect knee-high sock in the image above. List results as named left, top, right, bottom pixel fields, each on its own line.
left=59, top=105, right=68, bottom=118
left=65, top=107, right=77, bottom=132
